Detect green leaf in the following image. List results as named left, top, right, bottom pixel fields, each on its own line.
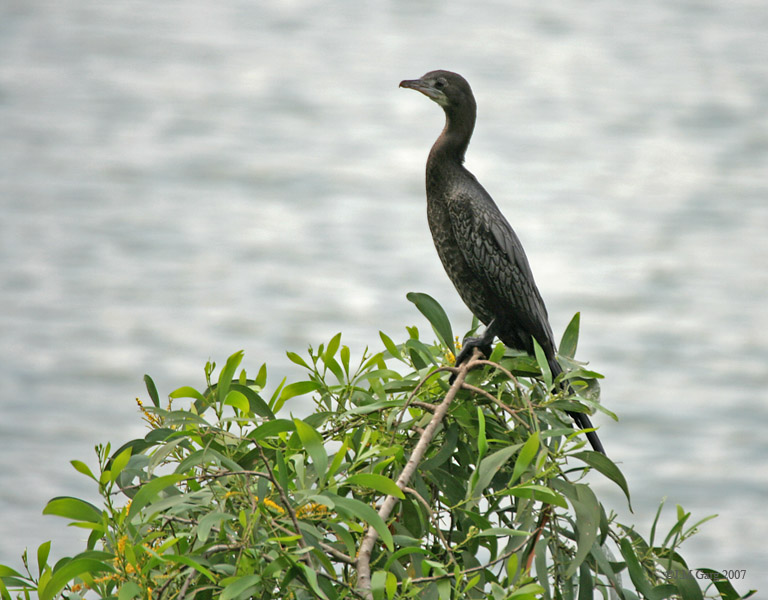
left=0, top=565, right=25, bottom=579
left=319, top=493, right=394, bottom=551
left=126, top=474, right=186, bottom=522
left=372, top=570, right=387, bottom=600
left=504, top=483, right=568, bottom=508
left=175, top=448, right=242, bottom=474
left=405, top=338, right=439, bottom=368
left=559, top=312, right=580, bottom=359
left=589, top=544, right=624, bottom=595
left=36, top=541, right=51, bottom=576
left=345, top=473, right=404, bottom=499
left=532, top=338, right=552, bottom=388
left=488, top=341, right=506, bottom=363
left=469, top=443, right=523, bottom=504
left=220, top=574, right=262, bottom=600
left=143, top=374, right=160, bottom=408
left=255, top=363, right=268, bottom=389
left=340, top=345, right=351, bottom=376
left=379, top=331, right=403, bottom=361
left=197, top=512, right=236, bottom=543
left=324, top=355, right=346, bottom=384
left=620, top=537, right=654, bottom=597
left=224, top=390, right=250, bottom=414
left=118, top=581, right=142, bottom=600
left=386, top=571, right=397, bottom=600
left=421, top=423, right=459, bottom=471
left=169, top=386, right=207, bottom=404
left=476, top=407, right=488, bottom=460
left=298, top=563, right=329, bottom=600
left=160, top=554, right=216, bottom=582
left=108, top=446, right=132, bottom=483
left=280, top=381, right=320, bottom=402
left=695, top=570, right=740, bottom=600
left=572, top=450, right=632, bottom=510
left=217, top=350, right=244, bottom=403
left=39, top=558, right=114, bottom=600
left=505, top=553, right=518, bottom=582
left=248, top=419, right=295, bottom=442
left=286, top=351, right=311, bottom=370
left=649, top=584, right=682, bottom=599
left=324, top=332, right=342, bottom=362
left=70, top=460, right=96, bottom=481
left=509, top=583, right=546, bottom=598
left=551, top=481, right=600, bottom=578
left=666, top=562, right=704, bottom=600
left=327, top=439, right=349, bottom=480
left=0, top=576, right=13, bottom=600
left=43, top=497, right=102, bottom=524
left=406, top=292, right=455, bottom=354
left=511, top=432, right=539, bottom=484
left=294, top=418, right=327, bottom=480
left=229, top=383, right=275, bottom=419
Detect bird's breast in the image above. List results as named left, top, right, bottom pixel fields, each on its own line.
left=426, top=191, right=496, bottom=326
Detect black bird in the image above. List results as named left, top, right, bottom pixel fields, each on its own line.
left=400, top=70, right=605, bottom=455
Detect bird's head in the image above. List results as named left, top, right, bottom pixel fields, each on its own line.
left=399, top=70, right=474, bottom=110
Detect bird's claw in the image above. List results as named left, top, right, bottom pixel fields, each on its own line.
left=453, top=336, right=492, bottom=368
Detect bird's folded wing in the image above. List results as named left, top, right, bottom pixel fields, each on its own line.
left=448, top=194, right=554, bottom=351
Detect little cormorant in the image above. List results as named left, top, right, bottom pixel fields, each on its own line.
left=400, top=70, right=605, bottom=455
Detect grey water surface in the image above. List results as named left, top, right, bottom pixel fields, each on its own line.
left=1, top=0, right=766, bottom=593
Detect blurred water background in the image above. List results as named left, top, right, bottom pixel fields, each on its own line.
left=1, top=0, right=766, bottom=593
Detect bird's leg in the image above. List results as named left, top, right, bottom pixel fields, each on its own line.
left=453, top=320, right=497, bottom=367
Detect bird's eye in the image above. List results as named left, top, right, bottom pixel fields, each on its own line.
left=434, top=79, right=446, bottom=89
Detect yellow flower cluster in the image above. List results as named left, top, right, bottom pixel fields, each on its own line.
left=296, top=502, right=330, bottom=520
left=445, top=336, right=463, bottom=365
left=135, top=398, right=162, bottom=428
left=69, top=532, right=164, bottom=597
left=261, top=497, right=285, bottom=514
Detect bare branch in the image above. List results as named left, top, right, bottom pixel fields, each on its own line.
left=411, top=400, right=438, bottom=412
left=356, top=349, right=482, bottom=598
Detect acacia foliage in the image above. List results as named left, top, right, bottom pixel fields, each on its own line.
left=0, top=294, right=754, bottom=600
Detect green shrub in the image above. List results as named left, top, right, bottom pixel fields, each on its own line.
left=0, top=294, right=755, bottom=600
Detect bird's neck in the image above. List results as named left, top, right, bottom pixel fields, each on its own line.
left=427, top=106, right=476, bottom=175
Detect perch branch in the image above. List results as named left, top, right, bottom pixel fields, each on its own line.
left=356, top=349, right=482, bottom=598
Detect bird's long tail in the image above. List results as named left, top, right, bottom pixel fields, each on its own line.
left=547, top=357, right=606, bottom=455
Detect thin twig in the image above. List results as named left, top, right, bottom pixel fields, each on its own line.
left=256, top=446, right=312, bottom=567
left=409, top=534, right=533, bottom=584
left=524, top=504, right=552, bottom=572
left=356, top=350, right=481, bottom=599
left=466, top=358, right=540, bottom=424
left=471, top=359, right=523, bottom=390
left=204, top=543, right=245, bottom=555
left=274, top=523, right=355, bottom=564
left=473, top=357, right=539, bottom=426
left=403, top=486, right=455, bottom=566
left=392, top=365, right=457, bottom=430
left=113, top=469, right=271, bottom=496
left=460, top=382, right=530, bottom=429
left=176, top=569, right=197, bottom=600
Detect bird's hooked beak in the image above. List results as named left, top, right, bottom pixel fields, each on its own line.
left=399, top=78, right=444, bottom=103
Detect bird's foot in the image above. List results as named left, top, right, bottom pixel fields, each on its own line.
left=449, top=322, right=497, bottom=383
left=453, top=336, right=492, bottom=368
